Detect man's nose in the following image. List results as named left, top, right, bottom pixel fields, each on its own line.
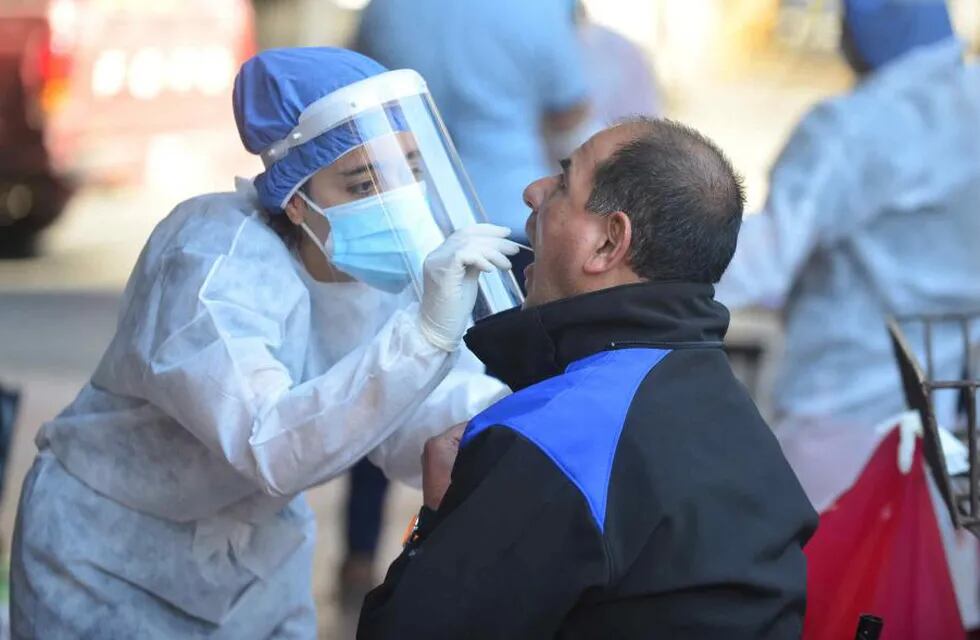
left=522, top=176, right=552, bottom=211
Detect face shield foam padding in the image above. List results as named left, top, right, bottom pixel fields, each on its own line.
left=259, top=106, right=410, bottom=213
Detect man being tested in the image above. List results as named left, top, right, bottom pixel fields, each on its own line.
left=359, top=118, right=818, bottom=639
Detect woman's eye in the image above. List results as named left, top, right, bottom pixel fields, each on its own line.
left=348, top=181, right=375, bottom=197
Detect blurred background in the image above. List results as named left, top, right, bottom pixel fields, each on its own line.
left=0, top=0, right=978, bottom=637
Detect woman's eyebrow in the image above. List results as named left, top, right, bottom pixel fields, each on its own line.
left=340, top=162, right=377, bottom=178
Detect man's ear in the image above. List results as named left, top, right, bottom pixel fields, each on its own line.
left=283, top=193, right=307, bottom=227
left=583, top=211, right=632, bottom=275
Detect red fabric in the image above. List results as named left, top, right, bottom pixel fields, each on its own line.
left=803, top=428, right=964, bottom=640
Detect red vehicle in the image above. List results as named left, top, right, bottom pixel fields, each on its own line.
left=0, top=0, right=256, bottom=255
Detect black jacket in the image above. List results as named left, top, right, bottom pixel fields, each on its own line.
left=359, top=282, right=817, bottom=639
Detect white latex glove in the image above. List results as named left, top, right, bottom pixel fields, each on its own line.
left=418, top=224, right=520, bottom=352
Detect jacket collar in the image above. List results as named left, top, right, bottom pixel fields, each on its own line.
left=464, top=281, right=730, bottom=391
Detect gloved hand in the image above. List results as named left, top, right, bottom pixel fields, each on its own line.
left=418, top=224, right=519, bottom=352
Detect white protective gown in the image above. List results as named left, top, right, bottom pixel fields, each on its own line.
left=716, top=38, right=980, bottom=625
left=10, top=180, right=508, bottom=639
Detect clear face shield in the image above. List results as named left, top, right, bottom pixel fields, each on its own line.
left=264, top=70, right=524, bottom=319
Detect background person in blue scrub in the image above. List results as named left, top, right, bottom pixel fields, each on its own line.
left=356, top=0, right=593, bottom=291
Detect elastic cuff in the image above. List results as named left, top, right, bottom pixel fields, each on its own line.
left=417, top=313, right=461, bottom=353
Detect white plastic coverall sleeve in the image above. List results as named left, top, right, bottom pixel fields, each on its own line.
left=141, top=228, right=455, bottom=498
left=717, top=102, right=883, bottom=309
left=368, top=348, right=509, bottom=486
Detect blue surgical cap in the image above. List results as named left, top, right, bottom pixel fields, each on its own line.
left=234, top=47, right=393, bottom=212
left=844, top=0, right=954, bottom=70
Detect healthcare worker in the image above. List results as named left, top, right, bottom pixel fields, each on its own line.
left=715, top=0, right=980, bottom=627
left=9, top=48, right=521, bottom=638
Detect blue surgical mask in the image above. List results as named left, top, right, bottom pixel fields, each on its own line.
left=298, top=182, right=444, bottom=293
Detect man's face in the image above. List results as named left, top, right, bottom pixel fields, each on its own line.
left=522, top=126, right=632, bottom=307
